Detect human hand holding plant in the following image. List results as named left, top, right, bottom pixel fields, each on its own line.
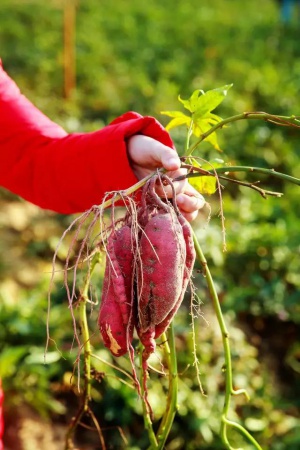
left=127, top=134, right=206, bottom=221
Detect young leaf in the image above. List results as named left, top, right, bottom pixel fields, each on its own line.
left=193, top=119, right=221, bottom=151
left=178, top=89, right=205, bottom=113
left=160, top=110, right=191, bottom=131
left=161, top=85, right=232, bottom=152
left=179, top=84, right=232, bottom=118
left=191, top=174, right=217, bottom=195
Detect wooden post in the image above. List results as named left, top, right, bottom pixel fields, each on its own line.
left=63, top=0, right=76, bottom=99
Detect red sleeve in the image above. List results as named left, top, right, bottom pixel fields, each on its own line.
left=0, top=61, right=174, bottom=214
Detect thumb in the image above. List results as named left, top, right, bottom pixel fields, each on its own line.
left=159, top=146, right=181, bottom=171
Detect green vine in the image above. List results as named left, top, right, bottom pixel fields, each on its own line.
left=64, top=251, right=106, bottom=450
left=178, top=164, right=300, bottom=188
left=139, top=344, right=158, bottom=449
left=156, top=325, right=178, bottom=449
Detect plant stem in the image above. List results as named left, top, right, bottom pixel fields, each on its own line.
left=80, top=253, right=100, bottom=403
left=185, top=119, right=193, bottom=151
left=139, top=345, right=158, bottom=449
left=215, top=175, right=283, bottom=198
left=186, top=112, right=300, bottom=156
left=79, top=301, right=92, bottom=405
left=176, top=164, right=300, bottom=187
left=192, top=236, right=232, bottom=428
left=214, top=166, right=300, bottom=186
left=179, top=163, right=286, bottom=197
left=65, top=252, right=103, bottom=449
left=156, top=325, right=178, bottom=449
left=192, top=233, right=262, bottom=450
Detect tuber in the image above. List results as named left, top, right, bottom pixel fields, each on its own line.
left=98, top=224, right=134, bottom=356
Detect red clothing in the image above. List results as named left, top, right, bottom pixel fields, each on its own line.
left=0, top=61, right=173, bottom=213
left=0, top=61, right=174, bottom=447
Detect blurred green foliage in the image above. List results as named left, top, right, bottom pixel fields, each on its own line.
left=0, top=0, right=300, bottom=448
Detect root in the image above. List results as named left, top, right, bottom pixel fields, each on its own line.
left=142, top=360, right=154, bottom=421
left=46, top=208, right=95, bottom=359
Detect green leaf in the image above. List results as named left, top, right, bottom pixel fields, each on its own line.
left=207, top=112, right=223, bottom=124
left=179, top=84, right=232, bottom=117
left=0, top=346, right=28, bottom=378
left=193, top=119, right=221, bottom=151
left=25, top=349, right=62, bottom=365
left=187, top=158, right=224, bottom=194
left=160, top=110, right=191, bottom=131
left=190, top=172, right=217, bottom=195
left=178, top=89, right=205, bottom=113
left=160, top=110, right=189, bottom=119
left=161, top=85, right=232, bottom=151
left=188, top=158, right=218, bottom=195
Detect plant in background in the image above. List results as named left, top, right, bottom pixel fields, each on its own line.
left=48, top=85, right=300, bottom=450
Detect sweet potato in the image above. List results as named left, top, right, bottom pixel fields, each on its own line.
left=178, top=214, right=196, bottom=277
left=98, top=174, right=196, bottom=368
left=136, top=176, right=196, bottom=363
left=137, top=209, right=186, bottom=333
left=153, top=214, right=196, bottom=339
left=98, top=225, right=134, bottom=356
left=99, top=296, right=130, bottom=357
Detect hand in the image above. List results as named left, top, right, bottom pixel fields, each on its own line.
left=127, top=135, right=206, bottom=222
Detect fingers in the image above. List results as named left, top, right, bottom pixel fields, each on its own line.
left=126, top=135, right=206, bottom=222
left=177, top=191, right=205, bottom=213
left=176, top=192, right=206, bottom=222
left=155, top=171, right=206, bottom=223
left=178, top=208, right=199, bottom=222
left=141, top=136, right=181, bottom=170
left=127, top=135, right=181, bottom=177
left=159, top=146, right=181, bottom=171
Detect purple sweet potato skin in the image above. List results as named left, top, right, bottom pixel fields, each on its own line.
left=98, top=225, right=134, bottom=356
left=137, top=211, right=186, bottom=333
left=112, top=226, right=134, bottom=323
left=153, top=214, right=196, bottom=339
left=99, top=293, right=129, bottom=357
